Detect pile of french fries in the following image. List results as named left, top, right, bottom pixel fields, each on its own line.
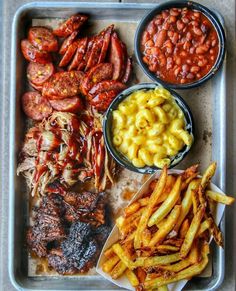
left=101, top=163, right=234, bottom=290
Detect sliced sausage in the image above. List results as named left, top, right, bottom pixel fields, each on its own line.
left=98, top=25, right=114, bottom=64
left=83, top=37, right=95, bottom=65
left=120, top=57, right=132, bottom=83
left=21, top=39, right=52, bottom=64
left=27, top=62, right=55, bottom=88
left=68, top=37, right=88, bottom=71
left=59, top=31, right=78, bottom=55
left=77, top=60, right=86, bottom=71
left=53, top=14, right=88, bottom=37
left=80, top=63, right=113, bottom=95
left=22, top=91, right=52, bottom=120
left=58, top=41, right=78, bottom=67
left=88, top=80, right=126, bottom=98
left=28, top=80, right=43, bottom=92
left=108, top=32, right=125, bottom=80
left=42, top=71, right=84, bottom=100
left=90, top=89, right=119, bottom=112
left=120, top=41, right=128, bottom=80
left=28, top=26, right=58, bottom=52
left=49, top=96, right=84, bottom=113
left=85, top=35, right=103, bottom=71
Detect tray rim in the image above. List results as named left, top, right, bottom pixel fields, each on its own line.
left=8, top=2, right=226, bottom=291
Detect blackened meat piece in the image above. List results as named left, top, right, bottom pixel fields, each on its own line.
left=27, top=229, right=47, bottom=257
left=48, top=248, right=77, bottom=275
left=48, top=221, right=99, bottom=274
left=36, top=193, right=65, bottom=218
left=76, top=239, right=98, bottom=273
left=63, top=191, right=106, bottom=226
left=63, top=191, right=99, bottom=211
left=27, top=194, right=66, bottom=257
left=48, top=240, right=98, bottom=274
left=67, top=219, right=92, bottom=241
left=93, top=224, right=111, bottom=247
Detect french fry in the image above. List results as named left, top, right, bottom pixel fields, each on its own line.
left=122, top=230, right=136, bottom=243
left=125, top=269, right=139, bottom=287
left=124, top=201, right=141, bottom=217
left=112, top=243, right=136, bottom=269
left=148, top=176, right=182, bottom=227
left=174, top=179, right=200, bottom=232
left=145, top=271, right=164, bottom=282
left=140, top=245, right=180, bottom=257
left=149, top=180, right=157, bottom=191
left=163, top=238, right=183, bottom=247
left=207, top=213, right=224, bottom=247
left=179, top=218, right=190, bottom=239
left=119, top=208, right=144, bottom=238
left=157, top=245, right=179, bottom=252
left=200, top=162, right=217, bottom=189
left=159, top=258, right=191, bottom=272
left=116, top=216, right=125, bottom=232
left=138, top=197, right=149, bottom=206
left=134, top=166, right=168, bottom=249
left=104, top=246, right=115, bottom=259
left=196, top=218, right=213, bottom=237
left=198, top=185, right=208, bottom=207
left=122, top=239, right=135, bottom=260
left=136, top=267, right=146, bottom=283
left=149, top=205, right=181, bottom=246
left=102, top=255, right=120, bottom=273
left=181, top=164, right=199, bottom=180
left=181, top=172, right=199, bottom=191
left=206, top=190, right=235, bottom=205
left=208, top=198, right=216, bottom=217
left=142, top=229, right=152, bottom=246
left=200, top=176, right=223, bottom=247
left=191, top=188, right=199, bottom=214
left=110, top=261, right=127, bottom=279
left=156, top=218, right=167, bottom=230
left=144, top=244, right=209, bottom=289
left=180, top=205, right=205, bottom=258
left=156, top=175, right=176, bottom=204
left=156, top=191, right=169, bottom=205
left=123, top=207, right=144, bottom=227
left=139, top=252, right=181, bottom=267
left=188, top=241, right=200, bottom=264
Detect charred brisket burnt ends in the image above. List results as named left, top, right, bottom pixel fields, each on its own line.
left=62, top=191, right=107, bottom=226
left=27, top=194, right=66, bottom=257
left=27, top=191, right=111, bottom=274
left=48, top=222, right=99, bottom=274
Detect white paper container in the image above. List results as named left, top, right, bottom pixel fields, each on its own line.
left=96, top=170, right=226, bottom=291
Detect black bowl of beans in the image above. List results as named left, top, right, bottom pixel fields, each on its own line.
left=134, top=1, right=226, bottom=89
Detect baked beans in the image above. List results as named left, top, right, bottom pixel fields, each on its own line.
left=141, top=8, right=219, bottom=84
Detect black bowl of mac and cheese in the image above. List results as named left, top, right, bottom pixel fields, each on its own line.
left=103, top=83, right=194, bottom=174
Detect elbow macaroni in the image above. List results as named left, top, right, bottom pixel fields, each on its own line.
left=112, top=87, right=193, bottom=168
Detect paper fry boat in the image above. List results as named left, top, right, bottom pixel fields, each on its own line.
left=96, top=170, right=226, bottom=291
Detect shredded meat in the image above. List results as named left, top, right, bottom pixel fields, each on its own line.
left=17, top=112, right=115, bottom=196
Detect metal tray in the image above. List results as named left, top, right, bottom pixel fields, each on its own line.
left=9, top=2, right=226, bottom=290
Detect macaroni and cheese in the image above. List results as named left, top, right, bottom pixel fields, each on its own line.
left=112, top=87, right=193, bottom=168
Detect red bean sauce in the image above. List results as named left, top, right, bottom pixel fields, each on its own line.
left=141, top=8, right=219, bottom=84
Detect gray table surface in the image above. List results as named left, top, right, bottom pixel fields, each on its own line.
left=0, top=0, right=235, bottom=290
